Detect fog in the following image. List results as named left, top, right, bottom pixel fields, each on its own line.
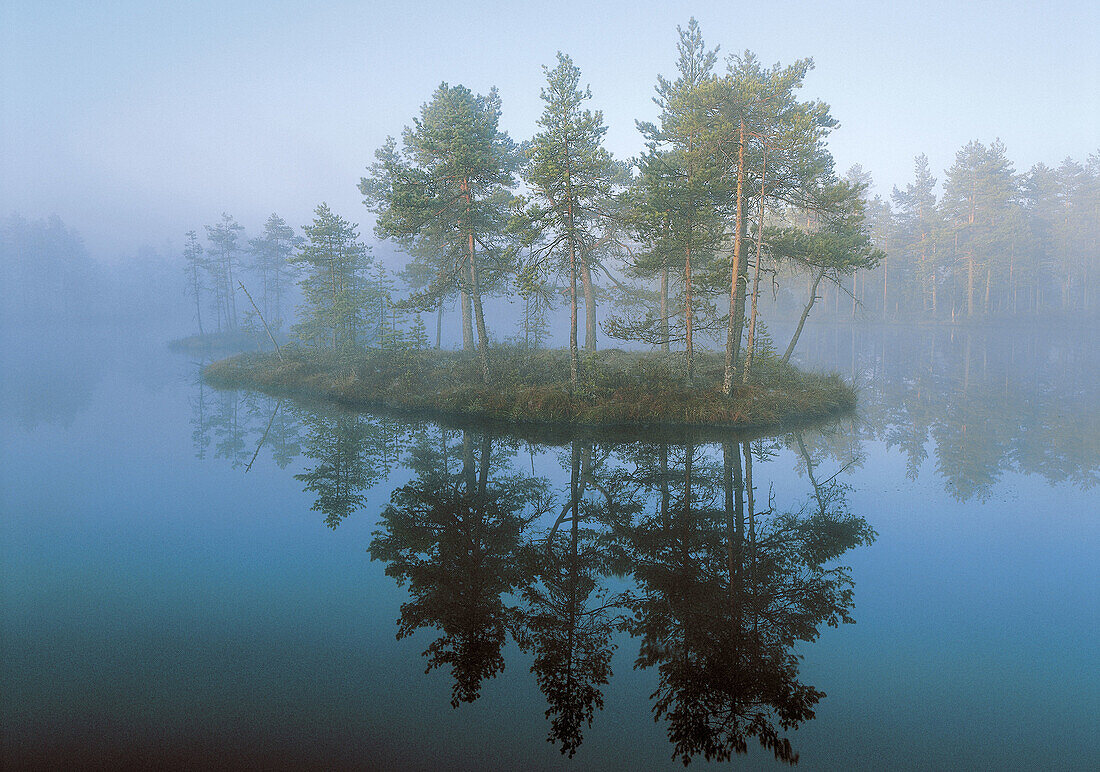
left=2, top=1, right=1096, bottom=417
left=3, top=3, right=1099, bottom=769
left=3, top=1, right=1098, bottom=262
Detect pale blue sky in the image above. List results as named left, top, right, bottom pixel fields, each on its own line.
left=2, top=0, right=1097, bottom=259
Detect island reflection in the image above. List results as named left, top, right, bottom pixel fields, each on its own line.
left=198, top=385, right=879, bottom=763
left=367, top=427, right=875, bottom=763
left=194, top=324, right=1099, bottom=763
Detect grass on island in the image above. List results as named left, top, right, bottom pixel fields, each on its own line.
left=203, top=345, right=855, bottom=432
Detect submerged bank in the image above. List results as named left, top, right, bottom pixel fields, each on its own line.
left=203, top=346, right=856, bottom=435
left=168, top=330, right=266, bottom=354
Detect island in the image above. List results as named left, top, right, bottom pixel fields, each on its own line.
left=203, top=346, right=855, bottom=437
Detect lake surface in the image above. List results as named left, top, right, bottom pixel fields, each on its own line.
left=2, top=324, right=1097, bottom=770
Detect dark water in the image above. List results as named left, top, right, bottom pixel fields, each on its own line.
left=2, top=325, right=1097, bottom=770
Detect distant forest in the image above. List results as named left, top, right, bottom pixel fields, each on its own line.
left=0, top=214, right=185, bottom=329
left=833, top=147, right=1097, bottom=322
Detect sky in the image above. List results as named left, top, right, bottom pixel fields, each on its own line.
left=2, top=0, right=1098, bottom=261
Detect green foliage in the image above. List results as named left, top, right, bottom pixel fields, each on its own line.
left=514, top=260, right=554, bottom=349
left=291, top=203, right=376, bottom=350
left=941, top=139, right=1018, bottom=316
left=890, top=154, right=942, bottom=311
left=768, top=180, right=883, bottom=277
left=521, top=51, right=619, bottom=275
left=248, top=213, right=301, bottom=331
left=360, top=83, right=521, bottom=359
left=621, top=21, right=727, bottom=351
left=519, top=51, right=622, bottom=380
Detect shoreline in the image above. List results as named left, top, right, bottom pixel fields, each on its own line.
left=202, top=346, right=857, bottom=441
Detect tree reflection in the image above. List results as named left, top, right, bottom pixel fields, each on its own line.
left=618, top=440, right=874, bottom=764
left=360, top=427, right=872, bottom=764
left=192, top=376, right=876, bottom=764
left=211, top=389, right=249, bottom=466
left=369, top=430, right=553, bottom=706
left=294, top=408, right=406, bottom=528
left=792, top=325, right=1099, bottom=501
left=521, top=442, right=637, bottom=757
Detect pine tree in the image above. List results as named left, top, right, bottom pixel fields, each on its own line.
left=522, top=52, right=619, bottom=390
left=249, top=213, right=301, bottom=332
left=1052, top=158, right=1093, bottom=312
left=769, top=181, right=883, bottom=362
left=361, top=83, right=520, bottom=383
left=891, top=154, right=941, bottom=315
left=292, top=203, right=374, bottom=349
left=514, top=261, right=554, bottom=350
left=205, top=213, right=245, bottom=330
left=630, top=19, right=725, bottom=383
left=712, top=50, right=837, bottom=389
left=941, top=140, right=1018, bottom=317
left=182, top=230, right=206, bottom=336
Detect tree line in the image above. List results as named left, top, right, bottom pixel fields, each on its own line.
left=822, top=147, right=1099, bottom=322
left=183, top=17, right=1095, bottom=388
left=360, top=18, right=883, bottom=391
left=182, top=207, right=424, bottom=350
left=2, top=213, right=188, bottom=329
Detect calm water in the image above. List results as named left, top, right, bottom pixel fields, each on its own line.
left=2, top=325, right=1097, bottom=770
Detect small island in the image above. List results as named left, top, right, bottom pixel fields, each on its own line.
left=191, top=25, right=879, bottom=439
left=203, top=346, right=854, bottom=435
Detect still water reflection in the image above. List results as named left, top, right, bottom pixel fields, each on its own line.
left=2, top=326, right=1097, bottom=768
left=195, top=393, right=875, bottom=764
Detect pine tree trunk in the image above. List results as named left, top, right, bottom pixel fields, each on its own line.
left=782, top=267, right=826, bottom=364
left=569, top=240, right=579, bottom=392
left=932, top=262, right=938, bottom=318
left=723, top=119, right=746, bottom=395
left=191, top=269, right=205, bottom=336
left=582, top=259, right=596, bottom=351
left=330, top=265, right=338, bottom=348
left=214, top=283, right=223, bottom=333
left=732, top=229, right=749, bottom=363
left=226, top=250, right=238, bottom=329
left=882, top=252, right=889, bottom=322
left=436, top=300, right=443, bottom=349
left=461, top=290, right=473, bottom=351
left=274, top=269, right=282, bottom=331
left=468, top=238, right=491, bottom=384
left=565, top=156, right=579, bottom=391
left=261, top=266, right=269, bottom=320
left=660, top=267, right=669, bottom=353
left=967, top=253, right=975, bottom=318
left=743, top=145, right=766, bottom=384
left=684, top=245, right=694, bottom=384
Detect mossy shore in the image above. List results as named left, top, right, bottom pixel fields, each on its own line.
left=203, top=346, right=856, bottom=438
